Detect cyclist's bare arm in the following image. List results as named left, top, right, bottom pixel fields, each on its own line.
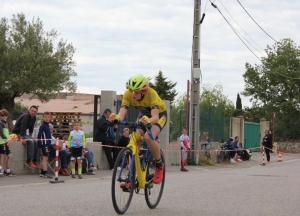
left=149, top=108, right=159, bottom=124
left=139, top=108, right=159, bottom=126
left=117, top=107, right=127, bottom=121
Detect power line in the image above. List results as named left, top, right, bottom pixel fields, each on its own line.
left=218, top=0, right=266, bottom=53
left=209, top=0, right=261, bottom=61
left=236, top=0, right=277, bottom=42
left=208, top=1, right=300, bottom=80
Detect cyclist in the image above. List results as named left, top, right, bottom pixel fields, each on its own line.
left=109, top=74, right=167, bottom=184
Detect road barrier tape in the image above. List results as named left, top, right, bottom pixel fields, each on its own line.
left=14, top=138, right=300, bottom=155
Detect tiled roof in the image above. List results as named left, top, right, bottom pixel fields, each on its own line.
left=14, top=93, right=123, bottom=114
left=14, top=98, right=95, bottom=114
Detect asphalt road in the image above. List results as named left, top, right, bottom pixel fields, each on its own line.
left=1, top=152, right=299, bottom=216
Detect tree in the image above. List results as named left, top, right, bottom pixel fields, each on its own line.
left=0, top=13, right=77, bottom=125
left=200, top=82, right=235, bottom=116
left=149, top=70, right=178, bottom=102
left=11, top=102, right=28, bottom=121
left=242, top=38, right=300, bottom=140
left=170, top=93, right=187, bottom=140
left=236, top=93, right=242, bottom=110
left=234, top=93, right=243, bottom=117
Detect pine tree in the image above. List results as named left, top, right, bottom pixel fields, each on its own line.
left=150, top=71, right=178, bottom=102
left=236, top=93, right=242, bottom=110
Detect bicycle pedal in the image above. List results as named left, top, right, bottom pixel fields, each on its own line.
left=121, top=187, right=131, bottom=193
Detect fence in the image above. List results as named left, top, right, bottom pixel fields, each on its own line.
left=171, top=106, right=230, bottom=142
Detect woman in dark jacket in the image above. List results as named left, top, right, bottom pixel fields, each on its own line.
left=262, top=129, right=273, bottom=163
left=94, top=109, right=117, bottom=170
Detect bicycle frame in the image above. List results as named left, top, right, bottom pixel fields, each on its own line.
left=124, top=131, right=149, bottom=189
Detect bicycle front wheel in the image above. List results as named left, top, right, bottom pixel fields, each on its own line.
left=144, top=149, right=165, bottom=209
left=111, top=147, right=135, bottom=215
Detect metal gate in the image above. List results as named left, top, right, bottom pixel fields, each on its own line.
left=244, top=122, right=260, bottom=150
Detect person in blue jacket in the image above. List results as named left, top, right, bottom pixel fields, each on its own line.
left=94, top=109, right=117, bottom=170
left=37, top=112, right=53, bottom=179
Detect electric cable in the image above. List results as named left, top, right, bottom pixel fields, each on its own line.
left=218, top=0, right=265, bottom=53
left=236, top=0, right=277, bottom=42
left=209, top=0, right=261, bottom=61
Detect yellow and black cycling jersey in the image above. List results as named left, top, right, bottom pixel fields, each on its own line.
left=121, top=87, right=167, bottom=117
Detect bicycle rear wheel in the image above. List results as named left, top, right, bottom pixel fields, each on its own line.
left=144, top=149, right=165, bottom=209
left=111, top=147, right=135, bottom=214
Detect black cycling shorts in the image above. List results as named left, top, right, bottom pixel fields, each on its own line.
left=40, top=146, right=51, bottom=157
left=71, top=147, right=83, bottom=160
left=0, top=144, right=11, bottom=155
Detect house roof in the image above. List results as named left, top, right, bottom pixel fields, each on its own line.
left=15, top=98, right=95, bottom=114
left=14, top=93, right=123, bottom=114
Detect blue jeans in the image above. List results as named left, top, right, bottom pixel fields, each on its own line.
left=59, top=150, right=71, bottom=168
left=85, top=148, right=94, bottom=167
left=23, top=135, right=40, bottom=162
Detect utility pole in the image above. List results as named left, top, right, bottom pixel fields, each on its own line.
left=190, top=0, right=201, bottom=163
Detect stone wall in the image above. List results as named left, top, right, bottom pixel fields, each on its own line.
left=7, top=141, right=108, bottom=175
left=276, top=142, right=300, bottom=153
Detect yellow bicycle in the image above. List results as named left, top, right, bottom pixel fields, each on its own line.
left=111, top=121, right=165, bottom=214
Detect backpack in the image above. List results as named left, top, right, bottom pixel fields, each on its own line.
left=241, top=149, right=252, bottom=161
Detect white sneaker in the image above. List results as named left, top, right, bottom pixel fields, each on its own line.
left=237, top=159, right=242, bottom=162
left=117, top=167, right=121, bottom=171
left=230, top=158, right=236, bottom=163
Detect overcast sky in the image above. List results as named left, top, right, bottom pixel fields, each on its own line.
left=1, top=0, right=299, bottom=107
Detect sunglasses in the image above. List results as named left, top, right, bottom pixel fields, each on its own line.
left=0, top=114, right=8, bottom=117
left=129, top=90, right=142, bottom=94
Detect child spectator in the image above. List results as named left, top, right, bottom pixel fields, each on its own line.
left=180, top=126, right=190, bottom=172
left=0, top=109, right=16, bottom=176
left=68, top=121, right=86, bottom=179
left=117, top=128, right=130, bottom=156
left=202, top=132, right=212, bottom=147
left=37, top=111, right=53, bottom=179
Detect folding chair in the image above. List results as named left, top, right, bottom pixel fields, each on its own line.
left=47, top=150, right=59, bottom=174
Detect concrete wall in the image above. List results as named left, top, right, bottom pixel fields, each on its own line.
left=231, top=117, right=244, bottom=142
left=97, top=90, right=117, bottom=169
left=5, top=141, right=39, bottom=175
left=161, top=100, right=170, bottom=165
left=7, top=141, right=109, bottom=175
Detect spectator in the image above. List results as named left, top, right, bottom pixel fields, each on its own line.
left=67, top=121, right=86, bottom=179
left=37, top=111, right=53, bottom=179
left=225, top=137, right=236, bottom=163
left=231, top=136, right=242, bottom=162
left=0, top=109, right=16, bottom=176
left=49, top=123, right=71, bottom=176
left=84, top=148, right=97, bottom=175
left=12, top=105, right=40, bottom=169
left=117, top=128, right=130, bottom=157
left=180, top=126, right=190, bottom=172
left=262, top=129, right=273, bottom=163
left=94, top=108, right=117, bottom=170
left=201, top=132, right=212, bottom=148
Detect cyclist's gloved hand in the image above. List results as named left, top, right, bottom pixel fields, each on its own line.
left=139, top=115, right=150, bottom=125
left=109, top=113, right=120, bottom=122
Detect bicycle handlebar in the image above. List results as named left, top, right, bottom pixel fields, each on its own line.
left=110, top=121, right=155, bottom=140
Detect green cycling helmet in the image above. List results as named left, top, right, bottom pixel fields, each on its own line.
left=127, top=74, right=149, bottom=91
